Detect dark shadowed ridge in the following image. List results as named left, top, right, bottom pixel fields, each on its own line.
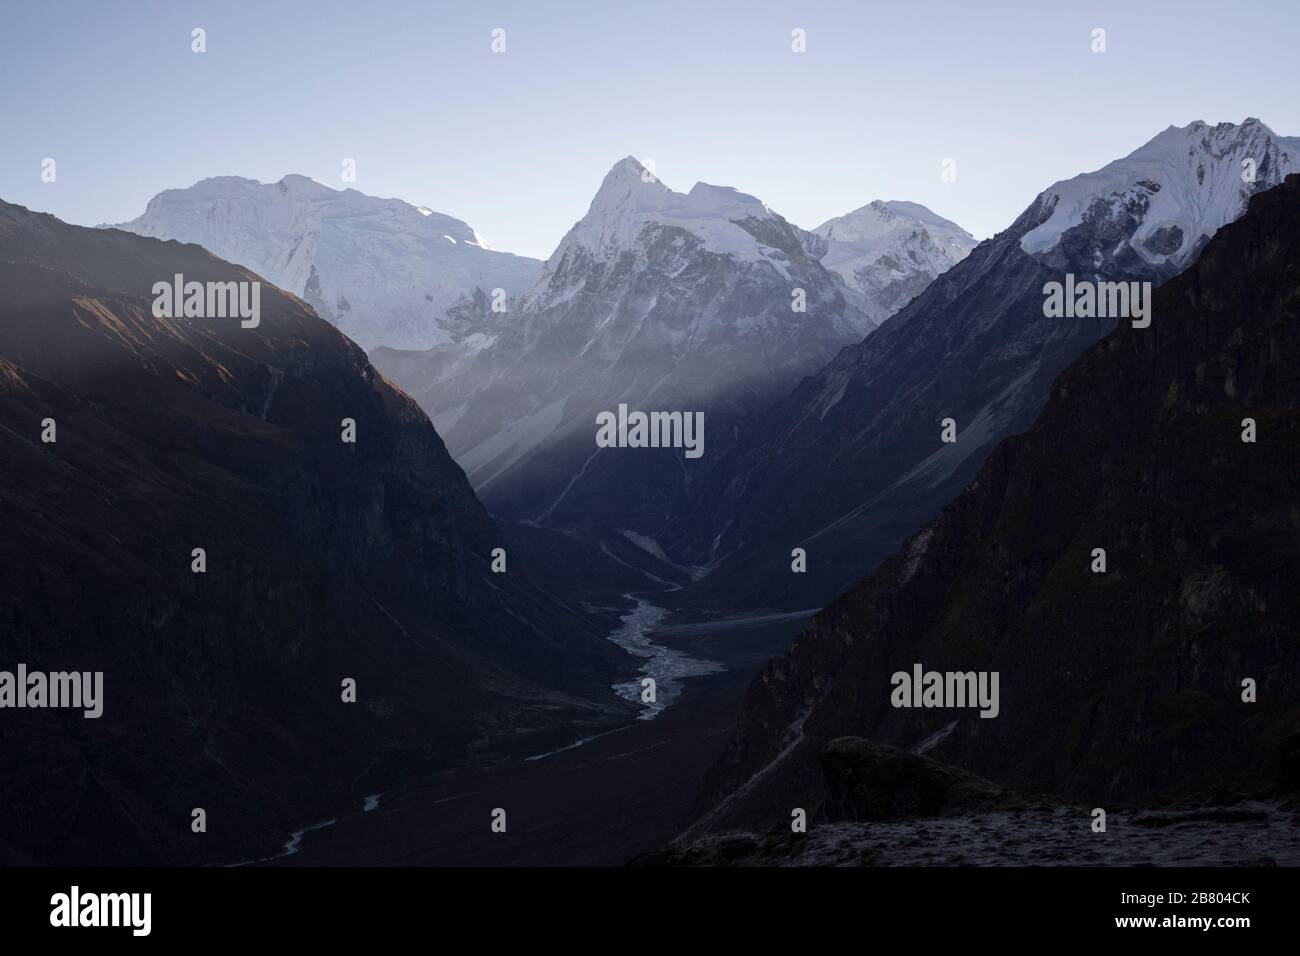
left=0, top=201, right=634, bottom=864
left=687, top=175, right=1300, bottom=834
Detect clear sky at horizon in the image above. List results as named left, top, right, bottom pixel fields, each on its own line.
left=3, top=0, right=1298, bottom=259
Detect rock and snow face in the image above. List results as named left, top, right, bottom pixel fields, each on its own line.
left=1021, top=118, right=1300, bottom=273
left=374, top=157, right=877, bottom=530
left=659, top=119, right=1300, bottom=612
left=530, top=158, right=786, bottom=276
left=813, top=200, right=977, bottom=320
left=110, top=175, right=541, bottom=350
left=514, top=157, right=873, bottom=340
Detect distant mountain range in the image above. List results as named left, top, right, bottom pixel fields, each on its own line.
left=109, top=121, right=1299, bottom=617
left=658, top=118, right=1300, bottom=612
left=370, top=159, right=970, bottom=533
left=112, top=162, right=975, bottom=541
left=95, top=120, right=1300, bottom=606
left=685, top=171, right=1300, bottom=838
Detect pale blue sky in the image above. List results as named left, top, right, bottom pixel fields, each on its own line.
left=2, top=0, right=1298, bottom=259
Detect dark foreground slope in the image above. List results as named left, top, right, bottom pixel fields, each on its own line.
left=0, top=201, right=632, bottom=864
left=688, top=175, right=1300, bottom=835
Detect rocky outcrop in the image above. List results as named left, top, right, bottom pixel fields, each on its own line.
left=641, top=802, right=1300, bottom=867
left=819, top=737, right=1014, bottom=821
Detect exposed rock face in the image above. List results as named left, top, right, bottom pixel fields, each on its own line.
left=688, top=174, right=1300, bottom=833
left=661, top=120, right=1300, bottom=614
left=0, top=201, right=631, bottom=864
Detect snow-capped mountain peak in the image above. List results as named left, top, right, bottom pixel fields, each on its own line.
left=1020, top=118, right=1300, bottom=269
left=111, top=175, right=540, bottom=349
left=275, top=172, right=335, bottom=194
left=811, top=199, right=977, bottom=320
left=814, top=199, right=900, bottom=242
left=814, top=198, right=973, bottom=246
left=375, top=156, right=885, bottom=525
left=559, top=157, right=675, bottom=259
left=553, top=157, right=783, bottom=269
